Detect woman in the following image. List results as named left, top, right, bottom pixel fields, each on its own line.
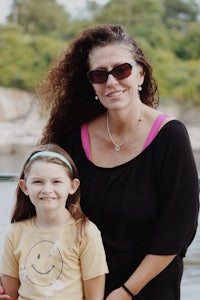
left=1, top=24, right=199, bottom=299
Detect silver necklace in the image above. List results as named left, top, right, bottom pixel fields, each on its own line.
left=106, top=105, right=144, bottom=152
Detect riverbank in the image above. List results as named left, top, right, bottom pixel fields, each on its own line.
left=0, top=87, right=200, bottom=155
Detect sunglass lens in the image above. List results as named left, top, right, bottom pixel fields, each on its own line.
left=89, top=70, right=107, bottom=83
left=113, top=63, right=132, bottom=80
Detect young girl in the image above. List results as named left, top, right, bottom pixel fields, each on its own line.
left=0, top=144, right=108, bottom=300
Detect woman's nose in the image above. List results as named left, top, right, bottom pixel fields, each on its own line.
left=106, top=74, right=118, bottom=86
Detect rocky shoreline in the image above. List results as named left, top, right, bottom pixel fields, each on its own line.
left=0, top=87, right=45, bottom=154
left=0, top=87, right=200, bottom=155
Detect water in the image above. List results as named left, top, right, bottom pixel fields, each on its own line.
left=0, top=153, right=200, bottom=298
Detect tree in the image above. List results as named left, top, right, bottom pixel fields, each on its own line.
left=0, top=23, right=65, bottom=90
left=7, top=0, right=70, bottom=38
left=1, top=0, right=199, bottom=105
left=93, top=0, right=170, bottom=48
left=162, top=0, right=200, bottom=29
left=172, top=22, right=200, bottom=59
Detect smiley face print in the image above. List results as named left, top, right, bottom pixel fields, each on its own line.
left=23, top=240, right=63, bottom=287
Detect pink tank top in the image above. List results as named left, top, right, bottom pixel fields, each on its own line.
left=142, top=113, right=169, bottom=151
left=81, top=123, right=91, bottom=160
left=81, top=114, right=169, bottom=160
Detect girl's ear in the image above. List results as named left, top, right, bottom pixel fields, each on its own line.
left=19, top=179, right=29, bottom=196
left=69, top=178, right=80, bottom=195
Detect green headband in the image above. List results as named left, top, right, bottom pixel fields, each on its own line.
left=30, top=151, right=73, bottom=174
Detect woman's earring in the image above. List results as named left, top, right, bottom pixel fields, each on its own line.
left=138, top=86, right=142, bottom=91
left=95, top=95, right=99, bottom=100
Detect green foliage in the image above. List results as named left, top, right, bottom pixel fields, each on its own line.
left=163, top=0, right=199, bottom=27
left=171, top=22, right=200, bottom=59
left=0, top=0, right=199, bottom=106
left=173, top=60, right=200, bottom=105
left=96, top=0, right=165, bottom=27
left=8, top=0, right=70, bottom=38
left=0, top=23, right=65, bottom=91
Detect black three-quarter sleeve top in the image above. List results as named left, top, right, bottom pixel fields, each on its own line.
left=63, top=120, right=199, bottom=300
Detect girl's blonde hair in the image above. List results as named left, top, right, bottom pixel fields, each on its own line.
left=11, top=143, right=88, bottom=242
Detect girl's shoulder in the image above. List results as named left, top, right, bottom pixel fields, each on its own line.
left=6, top=218, right=33, bottom=234
left=85, top=220, right=101, bottom=238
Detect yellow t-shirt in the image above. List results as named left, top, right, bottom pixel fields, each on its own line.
left=0, top=217, right=108, bottom=300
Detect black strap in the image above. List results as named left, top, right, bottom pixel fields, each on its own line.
left=122, top=284, right=136, bottom=298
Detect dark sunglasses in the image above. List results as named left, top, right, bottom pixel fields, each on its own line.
left=87, top=61, right=137, bottom=84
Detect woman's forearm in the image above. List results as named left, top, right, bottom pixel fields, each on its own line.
left=124, top=253, right=177, bottom=296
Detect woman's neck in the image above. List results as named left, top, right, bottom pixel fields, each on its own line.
left=107, top=102, right=144, bottom=134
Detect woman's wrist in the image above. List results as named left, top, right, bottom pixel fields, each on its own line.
left=122, top=284, right=136, bottom=298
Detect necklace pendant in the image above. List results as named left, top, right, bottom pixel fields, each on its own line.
left=114, top=145, right=121, bottom=151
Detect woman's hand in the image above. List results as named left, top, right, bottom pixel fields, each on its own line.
left=105, top=287, right=132, bottom=300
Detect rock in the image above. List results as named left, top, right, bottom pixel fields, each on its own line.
left=0, top=87, right=199, bottom=155
left=0, top=87, right=45, bottom=154
left=0, top=87, right=34, bottom=121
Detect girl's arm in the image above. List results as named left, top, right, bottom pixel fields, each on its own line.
left=1, top=275, right=19, bottom=300
left=0, top=279, right=12, bottom=300
left=83, top=274, right=105, bottom=300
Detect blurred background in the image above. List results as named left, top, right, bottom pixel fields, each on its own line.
left=0, top=0, right=199, bottom=299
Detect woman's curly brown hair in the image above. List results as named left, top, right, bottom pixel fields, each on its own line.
left=38, top=24, right=159, bottom=147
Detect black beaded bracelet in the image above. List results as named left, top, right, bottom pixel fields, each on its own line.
left=122, top=284, right=135, bottom=298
